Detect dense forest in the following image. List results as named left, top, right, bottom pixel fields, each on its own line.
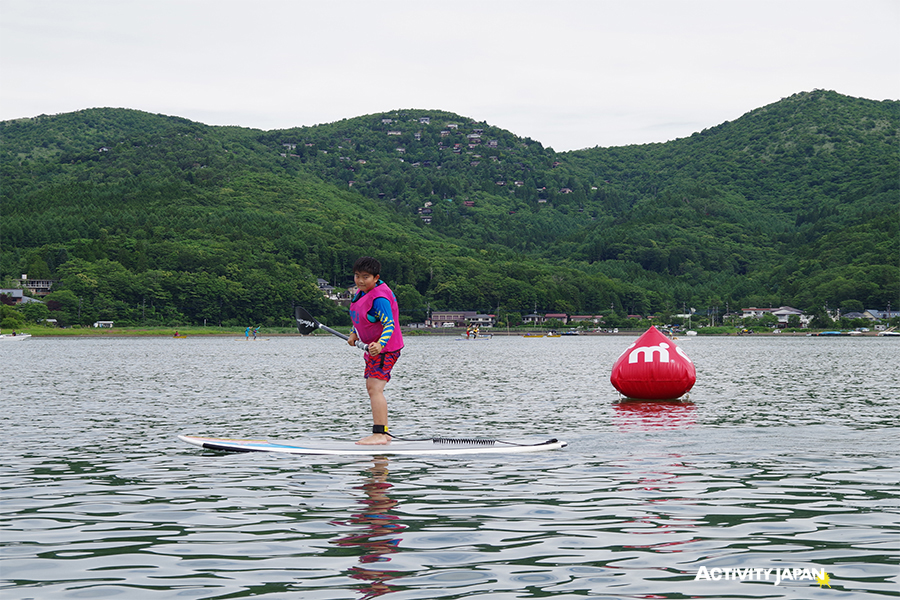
left=1, top=90, right=897, bottom=328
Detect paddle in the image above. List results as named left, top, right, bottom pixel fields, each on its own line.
left=295, top=305, right=368, bottom=351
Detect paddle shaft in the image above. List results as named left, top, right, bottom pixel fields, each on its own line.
left=319, top=323, right=369, bottom=351
left=294, top=305, right=368, bottom=351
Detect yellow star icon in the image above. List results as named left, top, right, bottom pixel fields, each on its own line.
left=816, top=572, right=831, bottom=588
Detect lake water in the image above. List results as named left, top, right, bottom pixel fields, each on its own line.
left=1, top=334, right=898, bottom=599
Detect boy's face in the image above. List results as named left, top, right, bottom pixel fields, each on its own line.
left=354, top=271, right=379, bottom=293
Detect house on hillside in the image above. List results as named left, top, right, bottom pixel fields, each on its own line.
left=0, top=289, right=45, bottom=305
left=469, top=314, right=496, bottom=328
left=842, top=312, right=867, bottom=320
left=427, top=311, right=476, bottom=328
left=771, top=306, right=808, bottom=328
left=523, top=313, right=573, bottom=325
left=864, top=309, right=900, bottom=321
left=742, top=306, right=809, bottom=328
left=19, top=277, right=56, bottom=297
left=317, top=278, right=336, bottom=298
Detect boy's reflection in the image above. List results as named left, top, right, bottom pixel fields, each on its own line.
left=332, top=457, right=407, bottom=598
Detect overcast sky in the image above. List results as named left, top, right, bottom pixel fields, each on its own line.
left=1, top=0, right=898, bottom=151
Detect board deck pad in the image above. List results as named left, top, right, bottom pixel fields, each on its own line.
left=179, top=434, right=567, bottom=455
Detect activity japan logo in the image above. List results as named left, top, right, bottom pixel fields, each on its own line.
left=694, top=566, right=831, bottom=587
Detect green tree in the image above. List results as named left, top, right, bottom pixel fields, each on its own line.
left=840, top=299, right=864, bottom=313
left=1, top=305, right=27, bottom=330
left=18, top=301, right=50, bottom=323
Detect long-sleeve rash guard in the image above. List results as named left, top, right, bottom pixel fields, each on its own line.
left=350, top=284, right=396, bottom=347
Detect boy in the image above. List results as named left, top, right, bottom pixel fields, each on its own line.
left=347, top=256, right=404, bottom=445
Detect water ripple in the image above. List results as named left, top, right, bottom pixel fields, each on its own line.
left=2, top=336, right=898, bottom=598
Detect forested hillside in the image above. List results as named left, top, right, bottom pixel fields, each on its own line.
left=1, top=90, right=897, bottom=328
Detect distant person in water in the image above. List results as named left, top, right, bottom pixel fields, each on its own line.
left=245, top=326, right=251, bottom=340
left=347, top=256, right=404, bottom=445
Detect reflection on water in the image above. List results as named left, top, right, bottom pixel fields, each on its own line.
left=1, top=335, right=898, bottom=599
left=613, top=400, right=697, bottom=430
left=331, top=458, right=407, bottom=598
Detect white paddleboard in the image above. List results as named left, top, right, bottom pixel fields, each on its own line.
left=179, top=434, right=567, bottom=455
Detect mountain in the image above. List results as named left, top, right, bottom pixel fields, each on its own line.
left=1, top=90, right=897, bottom=328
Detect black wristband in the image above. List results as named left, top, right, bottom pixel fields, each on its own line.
left=372, top=424, right=389, bottom=434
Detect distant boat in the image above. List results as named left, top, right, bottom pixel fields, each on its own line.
left=456, top=334, right=492, bottom=341
left=523, top=333, right=544, bottom=338
left=0, top=333, right=31, bottom=341
left=878, top=327, right=900, bottom=337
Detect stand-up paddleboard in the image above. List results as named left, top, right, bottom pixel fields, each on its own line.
left=179, top=434, right=567, bottom=455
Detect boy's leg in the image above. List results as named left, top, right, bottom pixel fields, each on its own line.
left=357, top=377, right=391, bottom=445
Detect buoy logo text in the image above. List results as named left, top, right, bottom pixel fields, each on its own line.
left=694, top=566, right=831, bottom=586
left=629, top=342, right=671, bottom=363
left=627, top=343, right=692, bottom=364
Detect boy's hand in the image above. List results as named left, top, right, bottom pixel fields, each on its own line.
left=348, top=332, right=359, bottom=347
left=368, top=341, right=383, bottom=356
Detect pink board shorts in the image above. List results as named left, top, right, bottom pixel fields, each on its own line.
left=364, top=350, right=401, bottom=381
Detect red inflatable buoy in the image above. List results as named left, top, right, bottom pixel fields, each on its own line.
left=610, top=326, right=696, bottom=400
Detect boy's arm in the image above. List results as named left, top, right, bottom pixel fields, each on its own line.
left=371, top=297, right=395, bottom=348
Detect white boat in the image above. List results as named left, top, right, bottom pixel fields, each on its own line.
left=877, top=328, right=900, bottom=337
left=0, top=333, right=32, bottom=341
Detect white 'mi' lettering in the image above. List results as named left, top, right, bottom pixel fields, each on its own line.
left=629, top=342, right=670, bottom=364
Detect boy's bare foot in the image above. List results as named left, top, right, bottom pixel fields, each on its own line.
left=356, top=433, right=391, bottom=445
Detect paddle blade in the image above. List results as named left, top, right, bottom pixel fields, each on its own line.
left=294, top=306, right=320, bottom=335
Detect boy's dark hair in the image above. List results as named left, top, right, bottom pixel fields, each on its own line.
left=353, top=256, right=381, bottom=276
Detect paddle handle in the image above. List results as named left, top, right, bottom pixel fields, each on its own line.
left=318, top=323, right=369, bottom=351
